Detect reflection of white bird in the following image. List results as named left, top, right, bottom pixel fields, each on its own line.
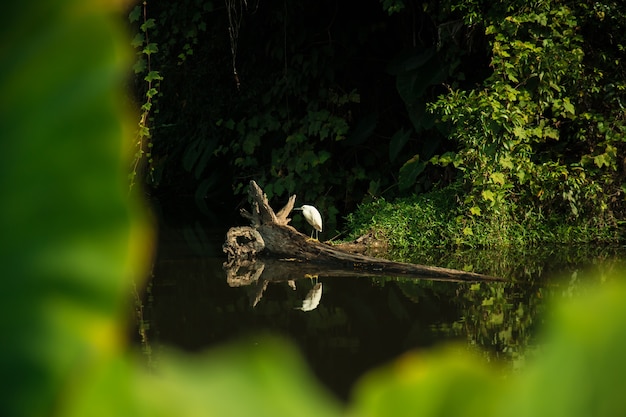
left=296, top=282, right=323, bottom=312
left=293, top=205, right=322, bottom=239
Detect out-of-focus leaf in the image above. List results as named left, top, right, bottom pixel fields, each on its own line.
left=0, top=3, right=342, bottom=417
left=350, top=346, right=501, bottom=417
left=0, top=2, right=150, bottom=417
left=350, top=279, right=626, bottom=417
left=131, top=337, right=342, bottom=417
left=501, top=282, right=626, bottom=417
left=64, top=336, right=343, bottom=417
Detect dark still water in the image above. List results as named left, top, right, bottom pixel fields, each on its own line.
left=134, top=204, right=626, bottom=401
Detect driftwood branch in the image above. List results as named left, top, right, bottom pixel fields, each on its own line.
left=223, top=180, right=502, bottom=283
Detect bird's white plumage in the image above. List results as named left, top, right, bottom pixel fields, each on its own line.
left=294, top=204, right=322, bottom=239
left=296, top=282, right=323, bottom=312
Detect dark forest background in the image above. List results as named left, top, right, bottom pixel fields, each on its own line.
left=129, top=0, right=626, bottom=236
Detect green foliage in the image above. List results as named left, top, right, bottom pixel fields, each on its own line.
left=427, top=2, right=626, bottom=231
left=217, top=84, right=358, bottom=230
left=206, top=3, right=380, bottom=230
left=131, top=1, right=463, bottom=225
left=127, top=0, right=225, bottom=203
left=6, top=4, right=626, bottom=417
left=129, top=0, right=626, bottom=242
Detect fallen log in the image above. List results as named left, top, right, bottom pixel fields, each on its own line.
left=223, top=180, right=502, bottom=282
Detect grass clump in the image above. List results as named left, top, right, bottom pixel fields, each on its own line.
left=344, top=185, right=622, bottom=250
left=345, top=186, right=461, bottom=249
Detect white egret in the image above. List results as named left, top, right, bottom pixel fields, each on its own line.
left=295, top=282, right=323, bottom=312
left=293, top=205, right=322, bottom=239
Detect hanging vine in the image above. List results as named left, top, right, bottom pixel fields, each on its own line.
left=129, top=1, right=163, bottom=191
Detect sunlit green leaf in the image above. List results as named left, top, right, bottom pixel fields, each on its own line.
left=432, top=151, right=456, bottom=167
left=469, top=206, right=482, bottom=216
left=513, top=125, right=527, bottom=139
left=490, top=312, right=504, bottom=325
left=594, top=154, right=609, bottom=168
left=499, top=156, right=514, bottom=170
left=481, top=189, right=496, bottom=202
left=143, top=43, right=159, bottom=55
left=562, top=97, right=575, bottom=115
left=482, top=297, right=494, bottom=306
left=145, top=71, right=163, bottom=82
left=543, top=127, right=559, bottom=140
left=490, top=172, right=506, bottom=185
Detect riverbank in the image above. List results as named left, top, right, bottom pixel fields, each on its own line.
left=343, top=185, right=623, bottom=250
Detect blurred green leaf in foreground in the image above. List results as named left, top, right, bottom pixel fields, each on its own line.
left=0, top=1, right=152, bottom=416
left=1, top=1, right=625, bottom=417
left=350, top=282, right=626, bottom=417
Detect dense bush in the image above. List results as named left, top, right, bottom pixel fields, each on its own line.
left=428, top=2, right=626, bottom=234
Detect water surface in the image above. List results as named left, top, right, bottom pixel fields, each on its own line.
left=134, top=204, right=626, bottom=400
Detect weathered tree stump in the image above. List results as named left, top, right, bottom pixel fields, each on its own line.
left=223, top=180, right=502, bottom=282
